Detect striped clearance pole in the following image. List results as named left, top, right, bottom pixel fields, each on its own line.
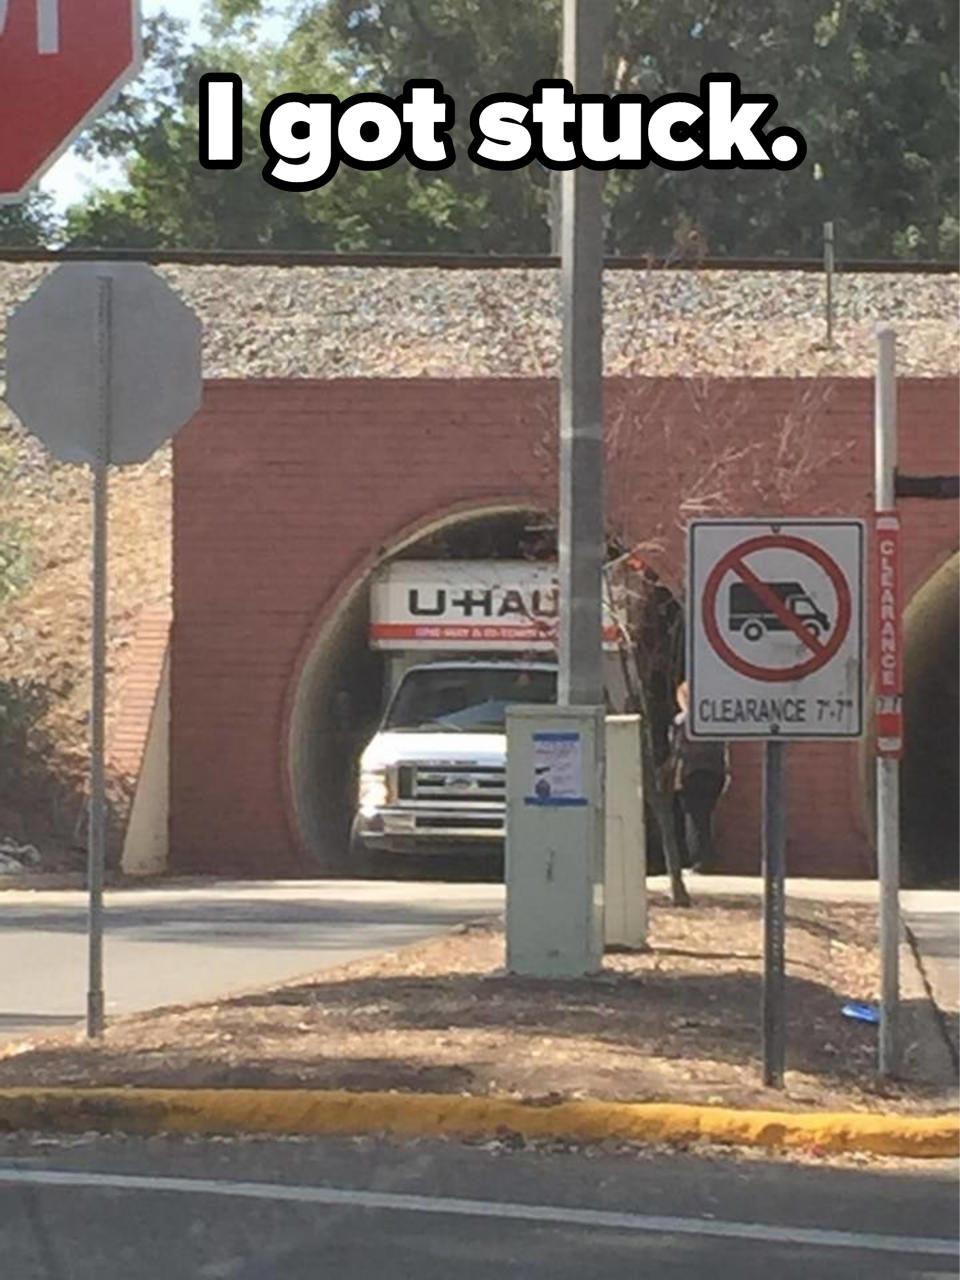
left=874, top=326, right=901, bottom=1077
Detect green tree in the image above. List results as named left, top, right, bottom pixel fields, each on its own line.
left=66, top=0, right=957, bottom=258
left=66, top=13, right=316, bottom=248
left=322, top=0, right=957, bottom=258
left=600, top=0, right=959, bottom=258
left=0, top=191, right=57, bottom=247
left=66, top=10, right=492, bottom=250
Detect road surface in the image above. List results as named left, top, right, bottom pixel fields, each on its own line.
left=0, top=880, right=502, bottom=1041
left=0, top=1133, right=955, bottom=1278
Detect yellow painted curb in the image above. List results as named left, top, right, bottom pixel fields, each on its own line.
left=0, top=1089, right=955, bottom=1158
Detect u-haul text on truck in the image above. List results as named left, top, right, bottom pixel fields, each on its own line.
left=370, top=560, right=619, bottom=650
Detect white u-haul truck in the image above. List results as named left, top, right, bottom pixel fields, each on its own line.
left=350, top=560, right=626, bottom=866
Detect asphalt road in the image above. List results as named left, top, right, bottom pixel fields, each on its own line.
left=0, top=881, right=503, bottom=1041
left=0, top=1133, right=955, bottom=1279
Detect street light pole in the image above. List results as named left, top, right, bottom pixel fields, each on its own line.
left=505, top=0, right=608, bottom=980
left=557, top=0, right=607, bottom=708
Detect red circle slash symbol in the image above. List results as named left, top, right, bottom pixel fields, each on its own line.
left=701, top=534, right=851, bottom=683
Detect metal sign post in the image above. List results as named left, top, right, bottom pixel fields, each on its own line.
left=5, top=262, right=202, bottom=1039
left=762, top=738, right=786, bottom=1087
left=87, top=275, right=112, bottom=1038
left=874, top=325, right=901, bottom=1077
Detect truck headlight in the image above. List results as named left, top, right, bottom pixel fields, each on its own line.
left=359, top=768, right=392, bottom=816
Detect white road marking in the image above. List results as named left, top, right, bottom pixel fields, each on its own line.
left=0, top=1167, right=955, bottom=1258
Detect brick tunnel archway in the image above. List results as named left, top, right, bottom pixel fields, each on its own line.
left=283, top=499, right=547, bottom=871
left=170, top=375, right=957, bottom=878
left=859, top=549, right=959, bottom=887
left=901, top=550, right=959, bottom=885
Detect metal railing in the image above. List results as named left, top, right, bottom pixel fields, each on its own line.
left=0, top=246, right=954, bottom=272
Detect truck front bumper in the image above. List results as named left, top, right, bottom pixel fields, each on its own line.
left=352, top=806, right=504, bottom=856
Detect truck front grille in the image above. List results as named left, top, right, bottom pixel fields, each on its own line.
left=404, top=763, right=505, bottom=805
left=415, top=814, right=503, bottom=832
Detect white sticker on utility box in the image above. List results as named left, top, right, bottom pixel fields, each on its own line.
left=526, top=731, right=587, bottom=807
left=687, top=519, right=865, bottom=740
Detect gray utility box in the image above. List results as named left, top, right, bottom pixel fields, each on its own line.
left=505, top=704, right=605, bottom=977
left=604, top=714, right=647, bottom=950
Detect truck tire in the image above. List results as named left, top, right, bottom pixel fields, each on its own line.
left=743, top=619, right=764, bottom=642
left=349, top=829, right=385, bottom=879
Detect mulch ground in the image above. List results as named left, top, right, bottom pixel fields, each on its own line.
left=0, top=894, right=954, bottom=1114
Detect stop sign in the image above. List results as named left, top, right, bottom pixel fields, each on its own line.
left=0, top=0, right=141, bottom=201
left=6, top=261, right=203, bottom=464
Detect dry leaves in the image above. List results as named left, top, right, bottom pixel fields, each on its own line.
left=0, top=897, right=952, bottom=1115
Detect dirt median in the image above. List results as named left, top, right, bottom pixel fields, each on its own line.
left=0, top=894, right=955, bottom=1114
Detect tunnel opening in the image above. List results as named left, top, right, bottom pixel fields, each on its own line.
left=287, top=509, right=687, bottom=877
left=901, top=552, right=959, bottom=887
left=286, top=506, right=554, bottom=873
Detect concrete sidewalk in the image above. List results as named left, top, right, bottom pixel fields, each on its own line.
left=902, top=889, right=959, bottom=1017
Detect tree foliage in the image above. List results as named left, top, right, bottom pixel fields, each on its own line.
left=0, top=191, right=57, bottom=247
left=59, top=0, right=957, bottom=258
left=322, top=0, right=958, bottom=258
left=65, top=11, right=492, bottom=250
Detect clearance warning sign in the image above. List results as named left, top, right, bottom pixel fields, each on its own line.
left=687, top=519, right=865, bottom=740
left=874, top=512, right=904, bottom=758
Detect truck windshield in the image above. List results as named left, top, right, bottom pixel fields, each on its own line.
left=384, top=667, right=557, bottom=732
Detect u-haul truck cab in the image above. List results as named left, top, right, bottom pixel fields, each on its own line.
left=350, top=560, right=625, bottom=865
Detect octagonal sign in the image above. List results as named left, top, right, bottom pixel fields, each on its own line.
left=6, top=262, right=203, bottom=465
left=0, top=0, right=141, bottom=201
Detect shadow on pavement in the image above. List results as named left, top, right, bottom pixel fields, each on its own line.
left=0, top=896, right=502, bottom=948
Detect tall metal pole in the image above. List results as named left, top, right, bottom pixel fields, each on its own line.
left=557, top=0, right=606, bottom=707
left=875, top=325, right=900, bottom=1077
left=87, top=274, right=112, bottom=1039
left=762, top=738, right=787, bottom=1088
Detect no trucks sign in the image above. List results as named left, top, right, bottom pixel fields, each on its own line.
left=687, top=519, right=865, bottom=740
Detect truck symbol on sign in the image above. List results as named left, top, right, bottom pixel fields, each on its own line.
left=728, top=581, right=831, bottom=642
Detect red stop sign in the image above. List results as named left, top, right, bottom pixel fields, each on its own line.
left=0, top=0, right=140, bottom=201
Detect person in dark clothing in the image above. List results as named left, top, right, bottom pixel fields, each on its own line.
left=671, top=681, right=728, bottom=873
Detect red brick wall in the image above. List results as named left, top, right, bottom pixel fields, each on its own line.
left=171, top=376, right=958, bottom=876
left=110, top=604, right=171, bottom=779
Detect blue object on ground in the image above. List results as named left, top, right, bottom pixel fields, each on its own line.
left=841, top=1001, right=881, bottom=1025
